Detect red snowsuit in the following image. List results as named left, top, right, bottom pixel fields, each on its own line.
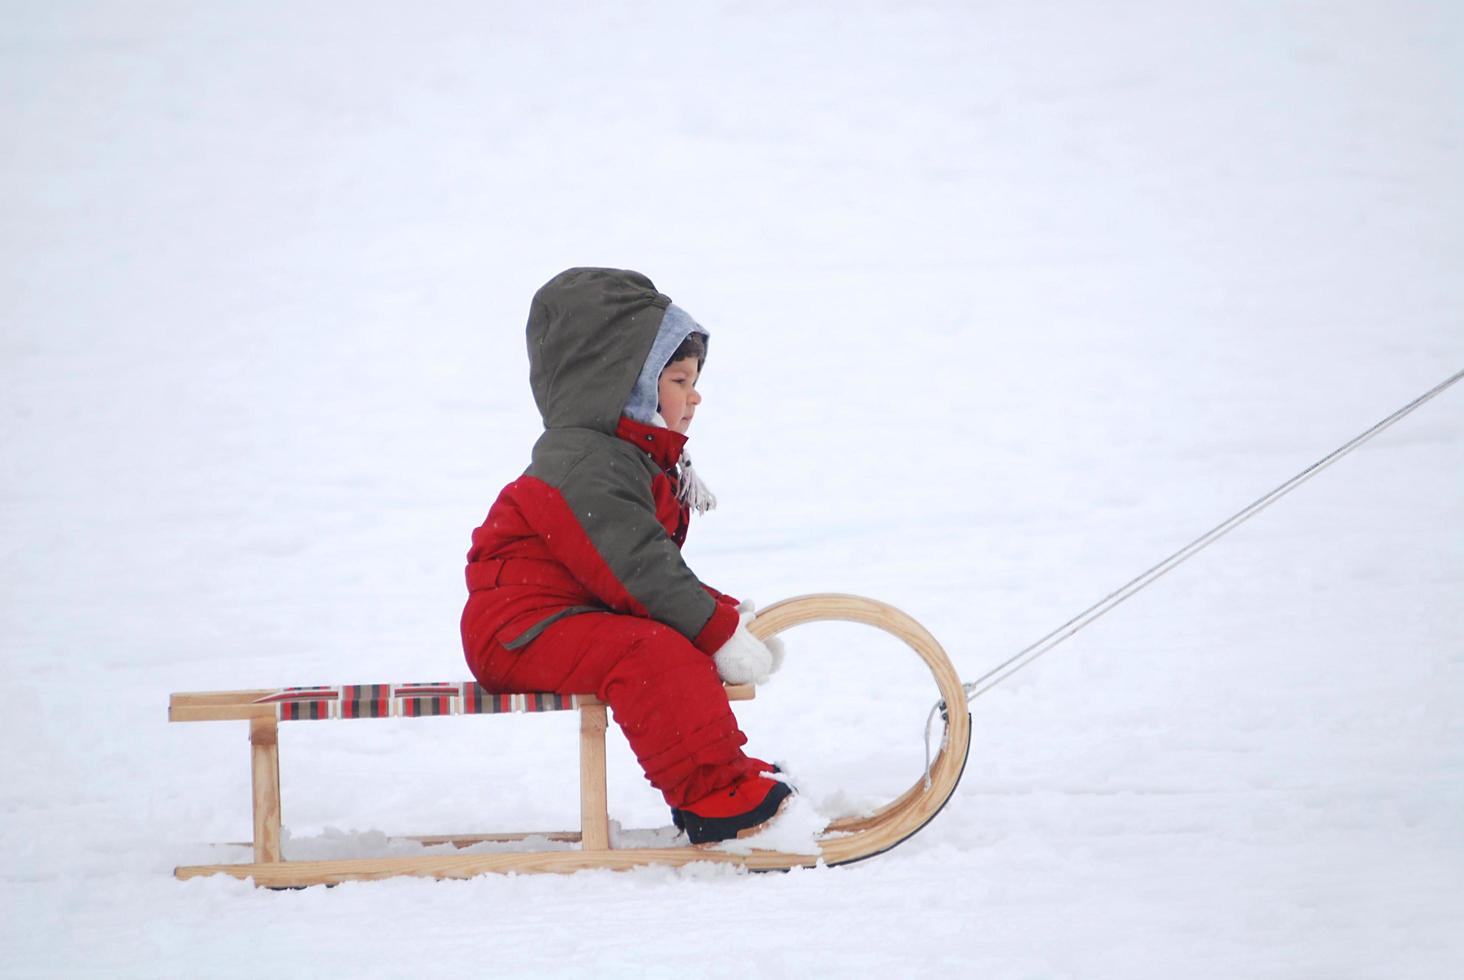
left=461, top=268, right=757, bottom=807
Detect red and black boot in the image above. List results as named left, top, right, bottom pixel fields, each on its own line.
left=672, top=772, right=793, bottom=845
left=671, top=759, right=782, bottom=833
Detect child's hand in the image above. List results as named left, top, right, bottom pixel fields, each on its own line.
left=728, top=603, right=786, bottom=681
left=713, top=613, right=778, bottom=685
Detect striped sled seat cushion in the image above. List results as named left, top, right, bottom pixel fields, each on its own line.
left=251, top=683, right=581, bottom=721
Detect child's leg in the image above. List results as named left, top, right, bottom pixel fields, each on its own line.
left=475, top=612, right=759, bottom=807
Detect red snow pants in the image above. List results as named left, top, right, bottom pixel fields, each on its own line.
left=471, top=611, right=759, bottom=807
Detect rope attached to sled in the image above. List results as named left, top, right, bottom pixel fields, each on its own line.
left=962, top=367, right=1462, bottom=702
left=921, top=368, right=1463, bottom=785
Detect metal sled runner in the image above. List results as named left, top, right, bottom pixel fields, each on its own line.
left=168, top=594, right=971, bottom=886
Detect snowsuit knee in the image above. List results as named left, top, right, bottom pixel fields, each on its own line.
left=460, top=268, right=752, bottom=806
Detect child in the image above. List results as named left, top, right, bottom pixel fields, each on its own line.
left=461, top=267, right=791, bottom=844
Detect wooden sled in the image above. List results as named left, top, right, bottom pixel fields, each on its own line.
left=169, top=594, right=971, bottom=887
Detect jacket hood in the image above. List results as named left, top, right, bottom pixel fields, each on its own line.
left=526, top=267, right=707, bottom=433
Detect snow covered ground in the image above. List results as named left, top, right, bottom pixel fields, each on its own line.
left=3, top=2, right=1462, bottom=976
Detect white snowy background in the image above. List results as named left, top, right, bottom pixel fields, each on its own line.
left=3, top=1, right=1462, bottom=977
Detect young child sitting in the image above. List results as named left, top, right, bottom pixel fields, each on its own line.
left=461, top=267, right=791, bottom=844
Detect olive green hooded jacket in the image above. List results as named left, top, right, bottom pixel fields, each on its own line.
left=460, top=268, right=741, bottom=674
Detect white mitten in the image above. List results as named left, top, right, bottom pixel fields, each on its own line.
left=727, top=601, right=787, bottom=680
left=713, top=615, right=775, bottom=685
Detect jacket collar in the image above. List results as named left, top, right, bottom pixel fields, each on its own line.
left=615, top=415, right=686, bottom=471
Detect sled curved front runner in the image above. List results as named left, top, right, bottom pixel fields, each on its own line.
left=169, top=594, right=970, bottom=885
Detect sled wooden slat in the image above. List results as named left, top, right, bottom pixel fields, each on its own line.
left=249, top=717, right=282, bottom=863
left=174, top=846, right=813, bottom=885
left=168, top=684, right=755, bottom=723
left=578, top=704, right=611, bottom=851
left=224, top=831, right=585, bottom=849
left=169, top=595, right=972, bottom=886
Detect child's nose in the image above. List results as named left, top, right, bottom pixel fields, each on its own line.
left=689, top=389, right=702, bottom=405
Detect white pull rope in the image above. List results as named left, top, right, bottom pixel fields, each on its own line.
left=921, top=368, right=1463, bottom=785
left=960, top=367, right=1462, bottom=703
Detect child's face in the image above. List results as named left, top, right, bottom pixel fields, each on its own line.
left=657, top=356, right=702, bottom=434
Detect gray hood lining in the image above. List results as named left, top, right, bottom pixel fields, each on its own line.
left=623, top=303, right=709, bottom=424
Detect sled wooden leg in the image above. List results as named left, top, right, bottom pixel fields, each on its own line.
left=578, top=704, right=610, bottom=851
left=249, top=716, right=283, bottom=864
